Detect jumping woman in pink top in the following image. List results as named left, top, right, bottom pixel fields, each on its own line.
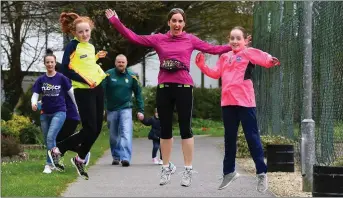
left=105, top=8, right=233, bottom=187
left=195, top=26, right=280, bottom=193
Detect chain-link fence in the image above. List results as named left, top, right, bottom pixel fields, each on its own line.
left=252, top=1, right=343, bottom=165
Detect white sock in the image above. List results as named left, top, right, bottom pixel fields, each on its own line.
left=53, top=147, right=61, bottom=154
left=162, top=164, right=169, bottom=169
left=76, top=156, right=85, bottom=163
left=185, top=165, right=192, bottom=169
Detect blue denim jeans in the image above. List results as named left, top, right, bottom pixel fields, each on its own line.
left=40, top=111, right=66, bottom=164
left=107, top=108, right=133, bottom=162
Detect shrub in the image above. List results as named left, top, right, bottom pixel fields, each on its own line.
left=1, top=103, right=13, bottom=121
left=16, top=85, right=41, bottom=125
left=1, top=114, right=31, bottom=138
left=1, top=135, right=23, bottom=157
left=1, top=124, right=13, bottom=137
left=236, top=133, right=295, bottom=158
left=19, top=124, right=43, bottom=145
left=192, top=87, right=221, bottom=120
left=133, top=86, right=222, bottom=121
left=331, top=156, right=343, bottom=167
left=133, top=120, right=150, bottom=138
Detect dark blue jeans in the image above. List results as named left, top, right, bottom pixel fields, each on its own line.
left=152, top=139, right=162, bottom=159
left=222, top=106, right=267, bottom=175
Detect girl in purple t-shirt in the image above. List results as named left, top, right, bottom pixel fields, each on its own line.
left=31, top=52, right=78, bottom=174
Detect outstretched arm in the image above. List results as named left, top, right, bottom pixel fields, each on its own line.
left=244, top=48, right=280, bottom=68
left=195, top=52, right=223, bottom=79
left=105, top=9, right=157, bottom=47
left=191, top=35, right=232, bottom=55
left=141, top=117, right=153, bottom=126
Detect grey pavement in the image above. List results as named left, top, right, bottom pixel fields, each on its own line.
left=61, top=136, right=274, bottom=197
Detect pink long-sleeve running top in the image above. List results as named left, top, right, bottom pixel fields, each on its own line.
left=197, top=47, right=277, bottom=107
left=108, top=16, right=232, bottom=86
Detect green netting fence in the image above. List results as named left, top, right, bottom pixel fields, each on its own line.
left=252, top=1, right=343, bottom=166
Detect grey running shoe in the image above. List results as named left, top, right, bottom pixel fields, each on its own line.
left=48, top=148, right=64, bottom=172
left=218, top=172, right=240, bottom=190
left=71, top=157, right=89, bottom=180
left=180, top=167, right=196, bottom=187
left=169, top=162, right=176, bottom=174
left=256, top=173, right=268, bottom=193
left=160, top=166, right=172, bottom=186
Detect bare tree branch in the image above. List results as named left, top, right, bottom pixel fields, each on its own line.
left=20, top=9, right=41, bottom=45
left=0, top=43, right=11, bottom=68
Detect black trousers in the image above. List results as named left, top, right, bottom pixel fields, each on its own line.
left=58, top=85, right=104, bottom=159
left=56, top=119, right=80, bottom=154
left=156, top=83, right=193, bottom=139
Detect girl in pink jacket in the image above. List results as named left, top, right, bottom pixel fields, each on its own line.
left=105, top=8, right=233, bottom=187
left=195, top=26, right=280, bottom=193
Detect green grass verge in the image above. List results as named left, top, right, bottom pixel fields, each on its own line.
left=1, top=118, right=224, bottom=196
left=1, top=127, right=110, bottom=197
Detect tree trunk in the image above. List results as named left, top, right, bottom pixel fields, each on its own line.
left=3, top=2, right=24, bottom=111
left=201, top=73, right=205, bottom=89
left=142, top=55, right=146, bottom=87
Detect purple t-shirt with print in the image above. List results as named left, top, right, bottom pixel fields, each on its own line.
left=32, top=72, right=72, bottom=114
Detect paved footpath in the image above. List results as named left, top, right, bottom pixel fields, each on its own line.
left=62, top=136, right=274, bottom=197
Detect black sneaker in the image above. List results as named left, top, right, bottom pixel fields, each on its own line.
left=121, top=160, right=130, bottom=167
left=71, top=157, right=89, bottom=180
left=112, top=159, right=120, bottom=165
left=48, top=149, right=65, bottom=172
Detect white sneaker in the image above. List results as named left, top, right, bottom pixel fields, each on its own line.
left=257, top=173, right=268, bottom=193
left=50, top=165, right=56, bottom=171
left=43, top=165, right=52, bottom=174
left=152, top=157, right=159, bottom=165
left=84, top=152, right=91, bottom=166
left=158, top=159, right=163, bottom=165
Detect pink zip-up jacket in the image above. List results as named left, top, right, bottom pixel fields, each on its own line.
left=108, top=16, right=232, bottom=86
left=196, top=47, right=277, bottom=107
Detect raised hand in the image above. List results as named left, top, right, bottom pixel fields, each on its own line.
left=195, top=52, right=206, bottom=67
left=96, top=50, right=107, bottom=59
left=105, top=9, right=118, bottom=19
left=246, top=35, right=252, bottom=47
left=271, top=57, right=280, bottom=66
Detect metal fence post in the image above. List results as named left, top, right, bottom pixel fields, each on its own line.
left=301, top=0, right=316, bottom=192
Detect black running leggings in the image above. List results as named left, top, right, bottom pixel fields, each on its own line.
left=156, top=83, right=193, bottom=139
left=56, top=119, right=80, bottom=155
left=58, top=85, right=104, bottom=159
